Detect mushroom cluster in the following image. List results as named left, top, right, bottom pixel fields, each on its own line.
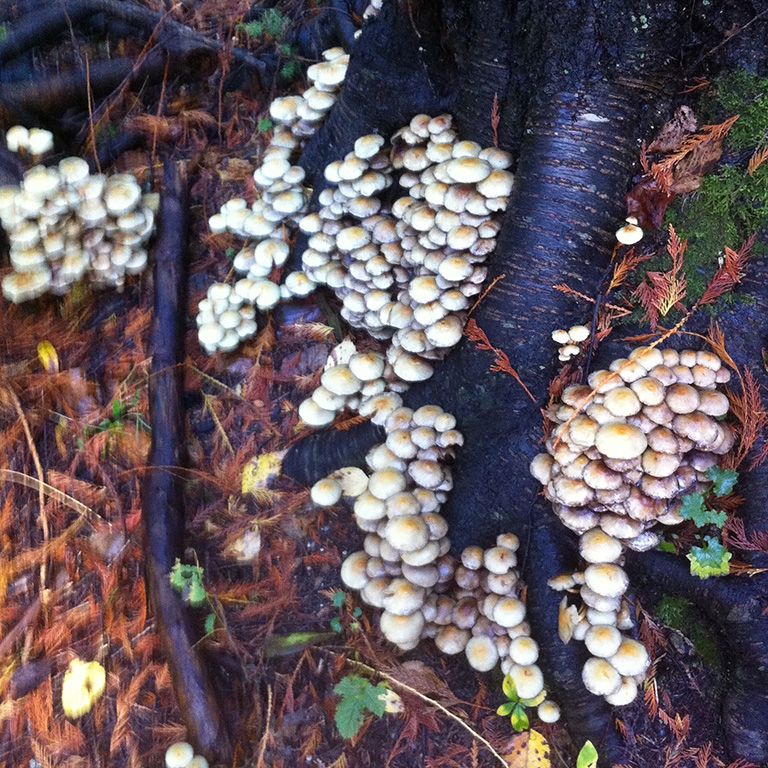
left=5, top=124, right=55, bottom=158
left=164, top=742, right=208, bottom=768
left=309, top=400, right=559, bottom=721
left=1, top=160, right=156, bottom=303
left=296, top=114, right=512, bottom=389
left=198, top=47, right=350, bottom=353
left=530, top=345, right=734, bottom=704
left=551, top=324, right=590, bottom=363
left=196, top=282, right=259, bottom=354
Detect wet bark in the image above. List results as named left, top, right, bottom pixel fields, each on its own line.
left=143, top=161, right=232, bottom=764
left=278, top=0, right=768, bottom=763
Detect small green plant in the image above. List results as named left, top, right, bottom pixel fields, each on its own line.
left=333, top=674, right=387, bottom=739
left=668, top=467, right=738, bottom=578
left=83, top=391, right=149, bottom=439
left=330, top=590, right=362, bottom=633
left=576, top=740, right=598, bottom=768
left=237, top=8, right=289, bottom=40
left=257, top=118, right=274, bottom=133
left=278, top=43, right=301, bottom=82
left=170, top=559, right=207, bottom=608
left=496, top=674, right=546, bottom=732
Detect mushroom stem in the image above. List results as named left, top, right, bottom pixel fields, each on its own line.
left=143, top=161, right=232, bottom=764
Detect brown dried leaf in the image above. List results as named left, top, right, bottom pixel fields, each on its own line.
left=647, top=106, right=698, bottom=153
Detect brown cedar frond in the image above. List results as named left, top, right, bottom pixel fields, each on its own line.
left=748, top=146, right=768, bottom=176
left=726, top=368, right=768, bottom=468
left=553, top=283, right=633, bottom=315
left=723, top=516, right=768, bottom=554
left=699, top=235, right=754, bottom=306
left=608, top=247, right=653, bottom=293
left=463, top=319, right=535, bottom=402
left=490, top=93, right=500, bottom=148
left=651, top=115, right=739, bottom=190
left=332, top=414, right=369, bottom=431
left=633, top=225, right=687, bottom=329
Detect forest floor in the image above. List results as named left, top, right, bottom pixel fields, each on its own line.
left=0, top=3, right=766, bottom=768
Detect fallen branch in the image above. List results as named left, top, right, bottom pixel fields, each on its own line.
left=142, top=160, right=232, bottom=763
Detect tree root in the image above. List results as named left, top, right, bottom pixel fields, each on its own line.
left=142, top=161, right=232, bottom=763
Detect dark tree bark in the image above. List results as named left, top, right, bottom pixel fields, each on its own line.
left=280, top=0, right=768, bottom=764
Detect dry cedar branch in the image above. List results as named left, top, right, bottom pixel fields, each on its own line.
left=255, top=1, right=768, bottom=765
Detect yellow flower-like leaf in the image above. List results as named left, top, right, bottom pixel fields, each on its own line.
left=37, top=341, right=59, bottom=374
left=503, top=729, right=551, bottom=768
left=61, top=658, right=105, bottom=719
left=242, top=450, right=286, bottom=495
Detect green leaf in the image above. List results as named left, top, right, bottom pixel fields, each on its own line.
left=205, top=613, right=216, bottom=635
left=332, top=591, right=346, bottom=609
left=225, top=247, right=235, bottom=260
left=688, top=536, right=732, bottom=578
left=679, top=493, right=727, bottom=528
left=658, top=541, right=676, bottom=553
left=264, top=631, right=336, bottom=658
left=330, top=616, right=342, bottom=634
left=333, top=675, right=387, bottom=739
left=502, top=673, right=518, bottom=702
left=257, top=118, right=273, bottom=132
left=510, top=704, right=529, bottom=733
left=706, top=466, right=739, bottom=496
left=577, top=740, right=599, bottom=768
left=169, top=559, right=207, bottom=607
left=353, top=607, right=362, bottom=618
left=497, top=701, right=515, bottom=717
left=521, top=690, right=547, bottom=708
left=112, top=399, right=122, bottom=421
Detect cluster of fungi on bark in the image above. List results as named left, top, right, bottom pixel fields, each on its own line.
left=3, top=0, right=768, bottom=765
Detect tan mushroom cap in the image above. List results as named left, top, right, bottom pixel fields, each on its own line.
left=465, top=635, right=499, bottom=671
left=604, top=387, right=642, bottom=417
left=584, top=625, right=623, bottom=658
left=665, top=383, right=700, bottom=414
left=609, top=638, right=650, bottom=677
left=641, top=449, right=681, bottom=478
left=310, top=477, right=343, bottom=506
left=380, top=610, right=425, bottom=646
left=510, top=664, right=545, bottom=700
left=445, top=157, right=492, bottom=184
left=341, top=551, right=370, bottom=590
left=580, top=528, right=623, bottom=563
left=584, top=563, right=629, bottom=598
left=582, top=657, right=622, bottom=696
left=384, top=515, right=430, bottom=552
left=435, top=625, right=471, bottom=654
left=382, top=578, right=426, bottom=615
left=583, top=460, right=623, bottom=491
left=510, top=636, right=539, bottom=666
left=368, top=469, right=408, bottom=500
left=594, top=423, right=647, bottom=460
left=493, top=597, right=526, bottom=628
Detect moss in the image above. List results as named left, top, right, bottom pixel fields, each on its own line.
left=635, top=68, right=768, bottom=315
left=655, top=596, right=721, bottom=667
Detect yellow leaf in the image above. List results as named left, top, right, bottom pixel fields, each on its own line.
left=503, top=729, right=551, bottom=768
left=242, top=450, right=286, bottom=495
left=37, top=341, right=59, bottom=374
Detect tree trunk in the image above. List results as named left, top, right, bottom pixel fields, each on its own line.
left=280, top=0, right=768, bottom=763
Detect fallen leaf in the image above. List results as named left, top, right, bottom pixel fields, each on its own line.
left=242, top=449, right=287, bottom=495
left=647, top=105, right=697, bottom=153
left=503, top=729, right=551, bottom=768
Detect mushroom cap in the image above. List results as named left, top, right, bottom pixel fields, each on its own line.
left=665, top=383, right=700, bottom=414
left=380, top=610, right=425, bottom=645
left=604, top=676, right=638, bottom=706
left=616, top=223, right=643, bottom=245
left=165, top=742, right=194, bottom=768
left=368, top=469, right=407, bottom=500
left=604, top=387, right=642, bottom=417
left=384, top=515, right=430, bottom=552
left=298, top=398, right=336, bottom=427
left=510, top=664, right=545, bottom=700
left=609, top=638, right=650, bottom=677
left=584, top=625, right=623, bottom=658
left=594, top=423, right=647, bottom=460
left=382, top=578, right=426, bottom=615
left=510, top=636, right=539, bottom=666
left=579, top=528, right=623, bottom=563
left=582, top=657, right=622, bottom=696
left=583, top=461, right=623, bottom=491
left=492, top=597, right=526, bottom=628
left=537, top=700, right=561, bottom=723
left=354, top=492, right=387, bottom=521
left=483, top=546, right=517, bottom=574
left=584, top=563, right=629, bottom=599
left=321, top=364, right=361, bottom=396
left=340, top=551, right=370, bottom=590
left=349, top=352, right=386, bottom=381
left=310, top=477, right=342, bottom=506
left=465, top=635, right=499, bottom=671
left=435, top=625, right=471, bottom=654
